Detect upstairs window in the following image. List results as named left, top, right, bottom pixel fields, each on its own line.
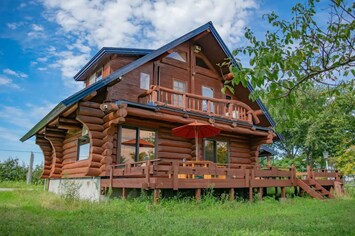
left=166, top=51, right=187, bottom=62
left=77, top=127, right=90, bottom=161
left=88, top=68, right=103, bottom=86
left=196, top=56, right=209, bottom=69
left=140, top=73, right=150, bottom=90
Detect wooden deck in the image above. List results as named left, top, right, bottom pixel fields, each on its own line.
left=101, top=160, right=343, bottom=202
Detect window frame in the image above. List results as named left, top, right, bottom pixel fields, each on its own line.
left=173, top=79, right=187, bottom=107
left=203, top=139, right=229, bottom=164
left=140, top=72, right=151, bottom=90
left=118, top=125, right=157, bottom=163
left=77, top=134, right=90, bottom=161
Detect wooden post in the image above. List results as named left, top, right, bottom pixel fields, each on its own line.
left=249, top=187, right=253, bottom=203
left=275, top=186, right=278, bottom=198
left=306, top=165, right=312, bottom=180
left=153, top=189, right=160, bottom=204
left=258, top=188, right=263, bottom=201
left=122, top=188, right=127, bottom=200
left=281, top=187, right=286, bottom=199
left=26, top=152, right=34, bottom=185
left=229, top=188, right=235, bottom=201
left=195, top=188, right=201, bottom=202
left=266, top=155, right=271, bottom=168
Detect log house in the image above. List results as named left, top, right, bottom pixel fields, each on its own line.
left=21, top=22, right=343, bottom=201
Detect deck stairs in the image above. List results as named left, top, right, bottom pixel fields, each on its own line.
left=297, top=179, right=334, bottom=199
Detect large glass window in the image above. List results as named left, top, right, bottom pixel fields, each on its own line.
left=204, top=140, right=228, bottom=164
left=120, top=127, right=156, bottom=163
left=173, top=79, right=186, bottom=107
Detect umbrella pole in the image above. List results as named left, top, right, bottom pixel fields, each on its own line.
left=195, top=127, right=199, bottom=161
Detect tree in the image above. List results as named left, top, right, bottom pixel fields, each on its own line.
left=269, top=84, right=355, bottom=168
left=227, top=0, right=354, bottom=117
left=0, top=158, right=27, bottom=182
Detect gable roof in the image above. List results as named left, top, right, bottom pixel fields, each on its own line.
left=74, top=47, right=153, bottom=81
left=21, top=21, right=275, bottom=142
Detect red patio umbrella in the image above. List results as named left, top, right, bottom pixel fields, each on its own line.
left=121, top=139, right=155, bottom=148
left=172, top=121, right=220, bottom=161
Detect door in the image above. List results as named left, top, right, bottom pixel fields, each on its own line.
left=173, top=79, right=186, bottom=107
left=202, top=86, right=214, bottom=112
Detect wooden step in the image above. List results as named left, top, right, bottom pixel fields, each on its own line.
left=297, top=179, right=324, bottom=200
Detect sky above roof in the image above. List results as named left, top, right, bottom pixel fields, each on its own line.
left=0, top=0, right=315, bottom=166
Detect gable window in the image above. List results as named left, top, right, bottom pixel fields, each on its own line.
left=166, top=51, right=187, bottom=62
left=140, top=73, right=150, bottom=90
left=173, top=79, right=186, bottom=107
left=196, top=56, right=209, bottom=69
left=77, top=127, right=90, bottom=161
left=204, top=140, right=228, bottom=164
left=88, top=68, right=103, bottom=86
left=119, top=127, right=156, bottom=163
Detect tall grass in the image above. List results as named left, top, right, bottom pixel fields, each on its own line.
left=0, top=188, right=354, bottom=236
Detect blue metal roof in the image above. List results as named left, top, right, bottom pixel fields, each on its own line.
left=21, top=21, right=277, bottom=142
left=74, top=47, right=153, bottom=81
left=260, top=145, right=277, bottom=156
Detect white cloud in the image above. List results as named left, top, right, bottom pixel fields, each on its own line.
left=3, top=68, right=28, bottom=79
left=39, top=0, right=258, bottom=92
left=0, top=76, right=20, bottom=89
left=37, top=67, right=47, bottom=71
left=37, top=57, right=48, bottom=62
left=0, top=102, right=56, bottom=130
left=32, top=24, right=44, bottom=31
left=7, top=22, right=23, bottom=30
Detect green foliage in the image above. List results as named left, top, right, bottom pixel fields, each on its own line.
left=0, top=158, right=44, bottom=185
left=269, top=84, right=355, bottom=168
left=334, top=146, right=355, bottom=174
left=228, top=0, right=354, bottom=118
left=0, top=158, right=27, bottom=182
left=0, top=189, right=354, bottom=235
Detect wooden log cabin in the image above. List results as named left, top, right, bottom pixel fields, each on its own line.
left=21, top=22, right=343, bottom=201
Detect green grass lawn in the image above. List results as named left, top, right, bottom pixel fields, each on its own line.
left=0, top=187, right=354, bottom=236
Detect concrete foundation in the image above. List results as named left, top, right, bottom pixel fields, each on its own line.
left=48, top=177, right=102, bottom=201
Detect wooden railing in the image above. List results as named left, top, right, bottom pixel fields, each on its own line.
left=138, top=85, right=260, bottom=124
left=297, top=166, right=342, bottom=181
left=109, top=160, right=297, bottom=188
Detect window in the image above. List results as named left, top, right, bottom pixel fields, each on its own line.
left=202, top=86, right=214, bottom=112
left=196, top=56, right=209, bottom=69
left=88, top=68, right=103, bottom=86
left=166, top=51, right=187, bottom=62
left=173, top=79, right=186, bottom=107
left=140, top=73, right=150, bottom=90
left=120, top=127, right=156, bottom=163
left=77, top=132, right=90, bottom=161
left=204, top=140, right=228, bottom=164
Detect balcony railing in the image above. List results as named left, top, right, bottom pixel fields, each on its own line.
left=138, top=85, right=260, bottom=124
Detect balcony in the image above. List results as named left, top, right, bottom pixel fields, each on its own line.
left=138, top=85, right=260, bottom=125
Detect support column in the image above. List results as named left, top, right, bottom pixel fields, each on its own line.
left=229, top=188, right=235, bottom=201
left=195, top=188, right=201, bottom=202
left=281, top=187, right=286, bottom=200
left=153, top=189, right=160, bottom=204
left=249, top=187, right=253, bottom=203
left=122, top=188, right=128, bottom=200
left=258, top=187, right=263, bottom=201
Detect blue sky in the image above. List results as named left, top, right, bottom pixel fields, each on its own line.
left=0, top=0, right=320, bottom=166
